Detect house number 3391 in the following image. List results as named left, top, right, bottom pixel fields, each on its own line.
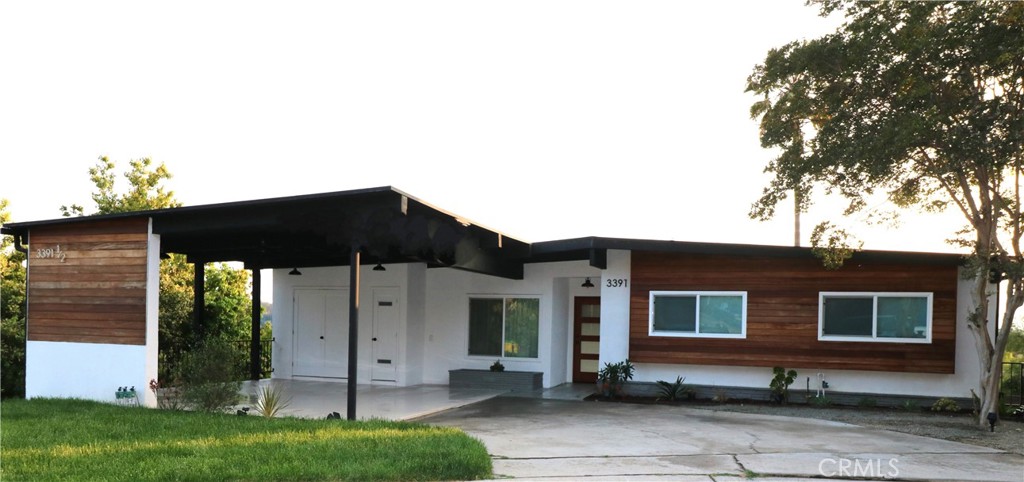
left=37, top=244, right=67, bottom=263
left=605, top=278, right=628, bottom=288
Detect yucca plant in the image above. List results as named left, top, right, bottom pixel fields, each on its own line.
left=655, top=376, right=693, bottom=401
left=253, top=384, right=292, bottom=418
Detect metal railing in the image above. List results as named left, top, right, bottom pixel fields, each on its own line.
left=1003, top=361, right=1023, bottom=407
left=233, top=338, right=274, bottom=379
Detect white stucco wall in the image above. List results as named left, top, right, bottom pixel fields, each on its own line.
left=631, top=268, right=996, bottom=399
left=422, top=260, right=600, bottom=387
left=272, top=264, right=411, bottom=385
left=599, top=249, right=631, bottom=365
left=26, top=341, right=150, bottom=403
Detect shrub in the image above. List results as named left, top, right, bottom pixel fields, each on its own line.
left=178, top=339, right=244, bottom=413
left=489, top=360, right=505, bottom=372
left=769, top=367, right=797, bottom=404
left=810, top=396, right=832, bottom=407
left=655, top=376, right=694, bottom=401
left=857, top=397, right=877, bottom=408
left=253, top=384, right=292, bottom=418
left=900, top=399, right=920, bottom=412
left=597, top=360, right=634, bottom=398
left=1, top=316, right=26, bottom=398
left=931, top=398, right=960, bottom=412
left=712, top=388, right=730, bottom=403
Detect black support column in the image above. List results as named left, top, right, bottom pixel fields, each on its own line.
left=347, top=248, right=360, bottom=420
left=250, top=268, right=262, bottom=380
left=193, top=262, right=205, bottom=338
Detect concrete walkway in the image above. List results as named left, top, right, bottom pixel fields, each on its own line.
left=418, top=397, right=1024, bottom=481
left=239, top=379, right=504, bottom=420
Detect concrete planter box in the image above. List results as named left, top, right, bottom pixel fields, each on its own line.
left=449, top=369, right=543, bottom=392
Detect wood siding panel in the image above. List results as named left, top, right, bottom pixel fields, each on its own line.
left=629, top=251, right=958, bottom=374
left=26, top=219, right=149, bottom=345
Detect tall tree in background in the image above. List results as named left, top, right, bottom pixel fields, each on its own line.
left=747, top=1, right=1023, bottom=425
left=1, top=199, right=27, bottom=397
left=63, top=157, right=258, bottom=381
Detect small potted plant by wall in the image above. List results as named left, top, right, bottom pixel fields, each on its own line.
left=597, top=359, right=635, bottom=398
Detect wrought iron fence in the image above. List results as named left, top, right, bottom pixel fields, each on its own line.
left=1002, top=361, right=1023, bottom=407
left=233, top=338, right=274, bottom=379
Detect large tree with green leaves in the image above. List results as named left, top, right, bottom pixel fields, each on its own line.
left=1, top=199, right=27, bottom=397
left=747, top=0, right=1023, bottom=425
left=64, top=157, right=260, bottom=381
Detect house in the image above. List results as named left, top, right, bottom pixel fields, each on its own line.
left=1, top=187, right=992, bottom=410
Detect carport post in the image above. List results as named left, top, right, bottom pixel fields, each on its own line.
left=193, top=261, right=205, bottom=337
left=249, top=268, right=261, bottom=380
left=347, top=248, right=360, bottom=420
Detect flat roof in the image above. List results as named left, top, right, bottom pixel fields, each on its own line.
left=1, top=187, right=965, bottom=278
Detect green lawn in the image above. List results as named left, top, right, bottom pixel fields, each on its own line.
left=0, top=398, right=492, bottom=481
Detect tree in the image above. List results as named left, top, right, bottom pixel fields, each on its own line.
left=64, top=157, right=258, bottom=382
left=1, top=199, right=27, bottom=397
left=747, top=1, right=1023, bottom=425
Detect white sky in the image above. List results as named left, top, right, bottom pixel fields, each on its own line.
left=1, top=1, right=966, bottom=258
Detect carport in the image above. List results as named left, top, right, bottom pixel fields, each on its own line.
left=2, top=187, right=533, bottom=419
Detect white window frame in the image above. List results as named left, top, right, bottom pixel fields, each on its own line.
left=466, top=295, right=541, bottom=359
left=648, top=291, right=747, bottom=339
left=818, top=292, right=933, bottom=344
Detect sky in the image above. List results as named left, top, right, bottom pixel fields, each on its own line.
left=1, top=1, right=966, bottom=259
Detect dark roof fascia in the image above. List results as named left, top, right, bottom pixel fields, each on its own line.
left=0, top=185, right=531, bottom=246
left=0, top=186, right=398, bottom=232
left=528, top=236, right=967, bottom=266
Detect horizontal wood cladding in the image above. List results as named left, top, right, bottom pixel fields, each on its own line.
left=629, top=251, right=959, bottom=374
left=27, top=219, right=149, bottom=345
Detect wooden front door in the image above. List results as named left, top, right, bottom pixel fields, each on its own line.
left=573, top=296, right=601, bottom=383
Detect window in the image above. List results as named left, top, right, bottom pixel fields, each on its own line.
left=649, top=291, right=746, bottom=338
left=468, top=297, right=539, bottom=358
left=819, top=292, right=932, bottom=343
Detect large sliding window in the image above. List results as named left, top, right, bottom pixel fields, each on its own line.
left=819, top=292, right=932, bottom=343
left=468, top=297, right=539, bottom=358
left=649, top=291, right=746, bottom=338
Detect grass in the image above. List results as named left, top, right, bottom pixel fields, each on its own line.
left=0, top=398, right=492, bottom=481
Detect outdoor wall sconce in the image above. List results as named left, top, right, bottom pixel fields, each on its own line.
left=373, top=263, right=386, bottom=271
left=581, top=277, right=594, bottom=288
left=289, top=268, right=302, bottom=276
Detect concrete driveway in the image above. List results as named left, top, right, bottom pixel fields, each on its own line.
left=418, top=397, right=1023, bottom=481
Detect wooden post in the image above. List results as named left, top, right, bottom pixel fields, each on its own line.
left=193, top=262, right=205, bottom=338
left=347, top=248, right=360, bottom=420
left=250, top=268, right=262, bottom=380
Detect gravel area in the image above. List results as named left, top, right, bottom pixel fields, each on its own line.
left=694, top=403, right=1024, bottom=455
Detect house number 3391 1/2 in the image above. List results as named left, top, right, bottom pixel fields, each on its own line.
left=605, top=278, right=628, bottom=288
left=37, top=245, right=67, bottom=263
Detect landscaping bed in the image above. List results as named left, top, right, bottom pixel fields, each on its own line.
left=0, top=398, right=492, bottom=481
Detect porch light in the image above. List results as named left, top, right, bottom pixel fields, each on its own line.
left=582, top=278, right=594, bottom=288
left=373, top=263, right=386, bottom=271
left=289, top=268, right=302, bottom=276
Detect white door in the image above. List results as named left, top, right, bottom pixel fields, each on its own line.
left=371, top=289, right=399, bottom=381
left=293, top=288, right=348, bottom=378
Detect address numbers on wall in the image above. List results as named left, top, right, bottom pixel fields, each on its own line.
left=36, top=244, right=67, bottom=263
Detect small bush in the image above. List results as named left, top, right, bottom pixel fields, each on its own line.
left=931, top=397, right=960, bottom=412
left=178, top=339, right=244, bottom=413
left=489, top=360, right=504, bottom=372
left=712, top=388, right=730, bottom=403
left=857, top=397, right=877, bottom=408
left=253, top=384, right=292, bottom=418
left=810, top=396, right=832, bottom=407
left=655, top=376, right=694, bottom=401
left=769, top=367, right=797, bottom=404
left=900, top=399, right=920, bottom=412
